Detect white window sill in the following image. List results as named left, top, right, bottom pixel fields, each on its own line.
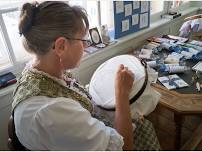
left=0, top=6, right=200, bottom=97
left=0, top=72, right=21, bottom=97
left=0, top=84, right=16, bottom=97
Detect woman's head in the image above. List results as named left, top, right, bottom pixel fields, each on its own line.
left=19, top=1, right=89, bottom=69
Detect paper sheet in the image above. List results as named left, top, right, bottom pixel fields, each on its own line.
left=192, top=61, right=202, bottom=72
left=115, top=1, right=124, bottom=14
left=141, top=1, right=149, bottom=13
left=122, top=19, right=130, bottom=32
left=132, top=14, right=139, bottom=26
left=133, top=1, right=140, bottom=10
left=158, top=74, right=189, bottom=90
left=139, top=48, right=153, bottom=59
left=139, top=13, right=148, bottom=28
left=125, top=4, right=132, bottom=17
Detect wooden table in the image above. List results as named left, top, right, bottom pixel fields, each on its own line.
left=152, top=83, right=202, bottom=149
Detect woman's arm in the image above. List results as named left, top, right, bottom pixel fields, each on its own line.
left=18, top=97, right=124, bottom=150
left=114, top=64, right=134, bottom=150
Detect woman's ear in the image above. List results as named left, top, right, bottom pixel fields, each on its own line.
left=53, top=37, right=68, bottom=56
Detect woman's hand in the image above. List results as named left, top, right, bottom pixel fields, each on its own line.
left=115, top=64, right=134, bottom=100
left=114, top=64, right=134, bottom=150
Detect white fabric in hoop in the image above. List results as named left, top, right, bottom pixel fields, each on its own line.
left=89, top=55, right=161, bottom=117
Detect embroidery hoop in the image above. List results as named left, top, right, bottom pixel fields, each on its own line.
left=89, top=55, right=148, bottom=111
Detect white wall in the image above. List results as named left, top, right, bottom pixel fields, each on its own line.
left=0, top=5, right=200, bottom=150
left=190, top=1, right=202, bottom=8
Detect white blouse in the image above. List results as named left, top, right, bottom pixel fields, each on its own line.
left=14, top=67, right=124, bottom=150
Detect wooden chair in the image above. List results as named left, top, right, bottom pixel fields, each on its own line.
left=8, top=115, right=27, bottom=150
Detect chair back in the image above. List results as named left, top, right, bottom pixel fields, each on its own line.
left=8, top=115, right=27, bottom=150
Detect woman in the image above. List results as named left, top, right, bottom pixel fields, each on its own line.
left=179, top=14, right=202, bottom=40
left=13, top=1, right=160, bottom=150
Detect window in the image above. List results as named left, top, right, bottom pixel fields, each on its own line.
left=0, top=27, right=11, bottom=71
left=168, top=1, right=190, bottom=13
left=0, top=1, right=30, bottom=74
left=100, top=1, right=114, bottom=29
left=86, top=1, right=99, bottom=28
left=151, top=1, right=164, bottom=15
left=69, top=0, right=114, bottom=28
left=2, top=10, right=31, bottom=62
left=69, top=0, right=99, bottom=28
left=170, top=0, right=189, bottom=9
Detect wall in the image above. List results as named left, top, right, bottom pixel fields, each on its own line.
left=0, top=6, right=200, bottom=150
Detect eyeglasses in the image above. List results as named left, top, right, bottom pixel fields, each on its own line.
left=65, top=37, right=91, bottom=47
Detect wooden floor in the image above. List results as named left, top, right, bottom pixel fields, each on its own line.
left=147, top=104, right=202, bottom=150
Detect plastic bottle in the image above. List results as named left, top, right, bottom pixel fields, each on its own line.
left=159, top=64, right=190, bottom=74
left=152, top=46, right=163, bottom=53
left=147, top=59, right=164, bottom=68
left=147, top=61, right=158, bottom=68
left=180, top=47, right=200, bottom=60
left=160, top=42, right=182, bottom=53
left=180, top=51, right=193, bottom=59
left=192, top=51, right=202, bottom=61
left=160, top=42, right=172, bottom=50
left=179, top=57, right=186, bottom=66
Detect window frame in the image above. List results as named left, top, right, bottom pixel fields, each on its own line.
left=0, top=6, right=27, bottom=75
left=175, top=1, right=191, bottom=12
left=150, top=1, right=167, bottom=23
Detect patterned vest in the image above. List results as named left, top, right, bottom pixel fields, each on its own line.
left=12, top=68, right=93, bottom=113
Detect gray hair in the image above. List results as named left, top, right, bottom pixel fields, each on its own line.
left=19, top=1, right=89, bottom=55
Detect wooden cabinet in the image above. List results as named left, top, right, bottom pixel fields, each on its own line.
left=147, top=84, right=202, bottom=150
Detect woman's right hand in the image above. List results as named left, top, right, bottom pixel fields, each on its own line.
left=115, top=64, right=134, bottom=101
left=114, top=64, right=134, bottom=150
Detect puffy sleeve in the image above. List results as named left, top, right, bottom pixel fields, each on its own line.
left=33, top=98, right=124, bottom=150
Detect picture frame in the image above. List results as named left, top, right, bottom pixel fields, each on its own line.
left=89, top=27, right=102, bottom=45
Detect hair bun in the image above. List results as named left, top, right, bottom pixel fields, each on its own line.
left=19, top=2, right=39, bottom=36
